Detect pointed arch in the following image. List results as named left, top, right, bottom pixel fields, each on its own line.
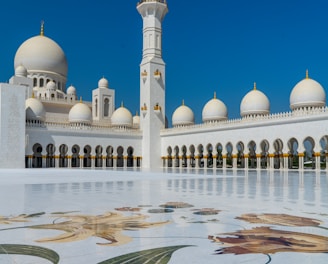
left=59, top=144, right=68, bottom=167
left=71, top=144, right=80, bottom=168
left=117, top=146, right=124, bottom=167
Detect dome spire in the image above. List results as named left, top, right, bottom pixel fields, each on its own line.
left=182, top=99, right=185, bottom=106
left=214, top=91, right=217, bottom=99
left=40, top=20, right=44, bottom=36
left=253, top=82, right=257, bottom=90
left=306, top=69, right=309, bottom=79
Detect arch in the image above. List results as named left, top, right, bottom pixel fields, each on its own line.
left=106, top=146, right=114, bottom=167
left=83, top=145, right=92, bottom=168
left=32, top=143, right=43, bottom=168
left=260, top=140, right=269, bottom=169
left=167, top=146, right=173, bottom=167
left=46, top=144, right=56, bottom=168
left=320, top=136, right=328, bottom=169
left=40, top=78, right=44, bottom=87
left=247, top=140, right=256, bottom=168
left=288, top=137, right=299, bottom=169
left=59, top=144, right=68, bottom=167
left=225, top=142, right=233, bottom=168
left=303, top=137, right=315, bottom=169
left=206, top=143, right=213, bottom=168
left=273, top=139, right=283, bottom=169
left=117, top=146, right=124, bottom=167
left=236, top=141, right=245, bottom=168
left=189, top=145, right=195, bottom=167
left=95, top=145, right=103, bottom=168
left=104, top=98, right=109, bottom=117
left=71, top=144, right=80, bottom=168
left=197, top=144, right=204, bottom=168
left=95, top=99, right=98, bottom=117
left=174, top=145, right=180, bottom=167
left=216, top=143, right=223, bottom=168
left=127, top=146, right=134, bottom=167
left=181, top=145, right=187, bottom=167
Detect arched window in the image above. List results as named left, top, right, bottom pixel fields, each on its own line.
left=40, top=78, right=44, bottom=87
left=95, top=99, right=98, bottom=117
left=33, top=78, right=37, bottom=87
left=104, top=98, right=109, bottom=117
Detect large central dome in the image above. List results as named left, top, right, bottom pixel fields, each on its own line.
left=14, top=34, right=68, bottom=77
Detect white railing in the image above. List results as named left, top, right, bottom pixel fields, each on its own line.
left=162, top=106, right=328, bottom=133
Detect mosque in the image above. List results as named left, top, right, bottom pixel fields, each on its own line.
left=0, top=0, right=327, bottom=171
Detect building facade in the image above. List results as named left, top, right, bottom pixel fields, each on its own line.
left=0, top=0, right=327, bottom=170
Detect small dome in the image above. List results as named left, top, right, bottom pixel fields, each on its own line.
left=240, top=83, right=270, bottom=117
left=46, top=80, right=56, bottom=90
left=111, top=105, right=133, bottom=128
left=26, top=98, right=46, bottom=121
left=133, top=113, right=140, bottom=128
left=172, top=101, right=194, bottom=127
left=202, top=93, right=228, bottom=123
left=68, top=103, right=92, bottom=124
left=15, top=65, right=28, bottom=77
left=290, top=71, right=326, bottom=110
left=66, top=85, right=76, bottom=95
left=14, top=35, right=67, bottom=77
left=98, top=77, right=109, bottom=88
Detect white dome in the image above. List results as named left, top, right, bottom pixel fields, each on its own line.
left=290, top=73, right=326, bottom=110
left=98, top=77, right=109, bottom=88
left=66, top=85, right=76, bottom=95
left=111, top=105, right=133, bottom=128
left=68, top=103, right=92, bottom=124
left=14, top=35, right=68, bottom=77
left=202, top=94, right=228, bottom=123
left=46, top=80, right=56, bottom=90
left=172, top=102, right=194, bottom=127
left=15, top=65, right=27, bottom=77
left=25, top=98, right=46, bottom=121
left=133, top=113, right=140, bottom=127
left=240, top=84, right=270, bottom=117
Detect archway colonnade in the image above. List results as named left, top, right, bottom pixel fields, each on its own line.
left=163, top=136, right=328, bottom=170
left=26, top=143, right=141, bottom=169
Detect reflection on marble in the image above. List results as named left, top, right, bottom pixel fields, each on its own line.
left=0, top=169, right=327, bottom=263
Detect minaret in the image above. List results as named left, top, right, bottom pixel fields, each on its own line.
left=137, top=0, right=168, bottom=169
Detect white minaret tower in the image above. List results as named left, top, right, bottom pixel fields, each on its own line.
left=137, top=0, right=168, bottom=169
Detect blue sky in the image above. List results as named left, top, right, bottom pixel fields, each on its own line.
left=1, top=0, right=328, bottom=124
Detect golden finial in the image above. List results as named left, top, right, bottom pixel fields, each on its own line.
left=136, top=110, right=139, bottom=116
left=306, top=69, right=309, bottom=79
left=182, top=99, right=185, bottom=106
left=40, top=20, right=44, bottom=36
left=253, top=82, right=257, bottom=90
left=214, top=91, right=217, bottom=99
left=121, top=101, right=124, bottom=107
left=80, top=96, right=82, bottom=102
